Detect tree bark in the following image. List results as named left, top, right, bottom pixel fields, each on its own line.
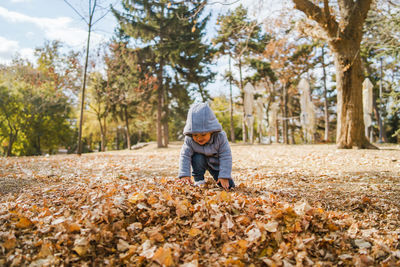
left=334, top=47, right=370, bottom=148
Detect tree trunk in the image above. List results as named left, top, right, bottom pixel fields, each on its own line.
left=321, top=45, right=330, bottom=142
left=293, top=0, right=374, bottom=149
left=162, top=94, right=169, bottom=148
left=156, top=63, right=164, bottom=148
left=333, top=46, right=377, bottom=149
left=36, top=135, right=41, bottom=155
left=238, top=59, right=247, bottom=143
left=373, top=96, right=388, bottom=142
left=229, top=55, right=235, bottom=143
left=124, top=106, right=131, bottom=150
left=97, top=114, right=105, bottom=152
left=282, top=84, right=288, bottom=144
left=6, top=133, right=16, bottom=157
left=274, top=118, right=279, bottom=143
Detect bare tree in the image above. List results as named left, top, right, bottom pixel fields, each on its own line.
left=64, top=0, right=113, bottom=155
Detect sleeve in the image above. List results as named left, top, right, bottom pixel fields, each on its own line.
left=178, top=136, right=194, bottom=178
left=217, top=132, right=232, bottom=179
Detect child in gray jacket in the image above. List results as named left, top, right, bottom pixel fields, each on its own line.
left=178, top=103, right=235, bottom=190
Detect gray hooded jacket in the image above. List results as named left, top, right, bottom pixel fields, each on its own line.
left=178, top=103, right=232, bottom=179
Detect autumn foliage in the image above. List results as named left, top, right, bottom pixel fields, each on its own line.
left=0, top=144, right=399, bottom=266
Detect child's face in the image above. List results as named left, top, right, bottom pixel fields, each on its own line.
left=192, top=132, right=211, bottom=145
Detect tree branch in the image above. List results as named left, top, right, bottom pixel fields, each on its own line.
left=345, top=0, right=372, bottom=37
left=293, top=0, right=340, bottom=40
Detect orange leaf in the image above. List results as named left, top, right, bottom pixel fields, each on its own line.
left=3, top=237, right=17, bottom=250
left=152, top=247, right=174, bottom=267
left=16, top=217, right=33, bottom=229
left=67, top=223, right=81, bottom=233
left=188, top=228, right=201, bottom=237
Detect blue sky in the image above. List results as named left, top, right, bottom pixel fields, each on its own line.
left=0, top=0, right=286, bottom=97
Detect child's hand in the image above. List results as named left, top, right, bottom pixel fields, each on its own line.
left=217, top=178, right=230, bottom=190
left=179, top=176, right=193, bottom=185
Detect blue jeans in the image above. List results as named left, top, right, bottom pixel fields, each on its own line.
left=192, top=153, right=235, bottom=189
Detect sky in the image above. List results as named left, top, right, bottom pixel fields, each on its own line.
left=0, top=0, right=287, bottom=97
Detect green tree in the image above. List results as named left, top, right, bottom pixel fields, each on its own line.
left=113, top=0, right=213, bottom=148
left=213, top=5, right=269, bottom=142
left=0, top=84, right=23, bottom=156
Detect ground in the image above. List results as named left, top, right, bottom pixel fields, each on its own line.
left=0, top=143, right=399, bottom=266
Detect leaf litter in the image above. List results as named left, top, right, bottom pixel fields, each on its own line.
left=0, top=143, right=399, bottom=266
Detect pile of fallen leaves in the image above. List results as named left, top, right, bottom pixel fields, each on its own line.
left=1, top=144, right=400, bottom=266
left=1, top=175, right=399, bottom=266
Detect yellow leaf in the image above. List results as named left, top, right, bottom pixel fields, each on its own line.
left=167, top=2, right=171, bottom=8
left=191, top=26, right=196, bottom=33
left=162, top=192, right=173, bottom=201
left=152, top=247, right=174, bottom=267
left=188, top=228, right=201, bottom=237
left=37, top=242, right=52, bottom=258
left=128, top=192, right=145, bottom=204
left=237, top=239, right=248, bottom=250
left=219, top=191, right=231, bottom=202
left=225, top=258, right=244, bottom=267
left=73, top=245, right=88, bottom=256
left=16, top=217, right=33, bottom=229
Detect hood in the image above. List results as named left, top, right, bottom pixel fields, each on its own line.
left=183, top=103, right=222, bottom=135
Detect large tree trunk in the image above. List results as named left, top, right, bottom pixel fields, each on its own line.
left=333, top=45, right=376, bottom=149
left=293, top=0, right=375, bottom=149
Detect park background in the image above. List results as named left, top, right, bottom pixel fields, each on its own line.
left=0, top=0, right=399, bottom=156
left=1, top=1, right=400, bottom=266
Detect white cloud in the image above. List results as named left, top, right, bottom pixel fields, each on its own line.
left=0, top=36, right=36, bottom=64
left=0, top=6, right=104, bottom=48
left=0, top=36, right=19, bottom=54
left=20, top=47, right=35, bottom=62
